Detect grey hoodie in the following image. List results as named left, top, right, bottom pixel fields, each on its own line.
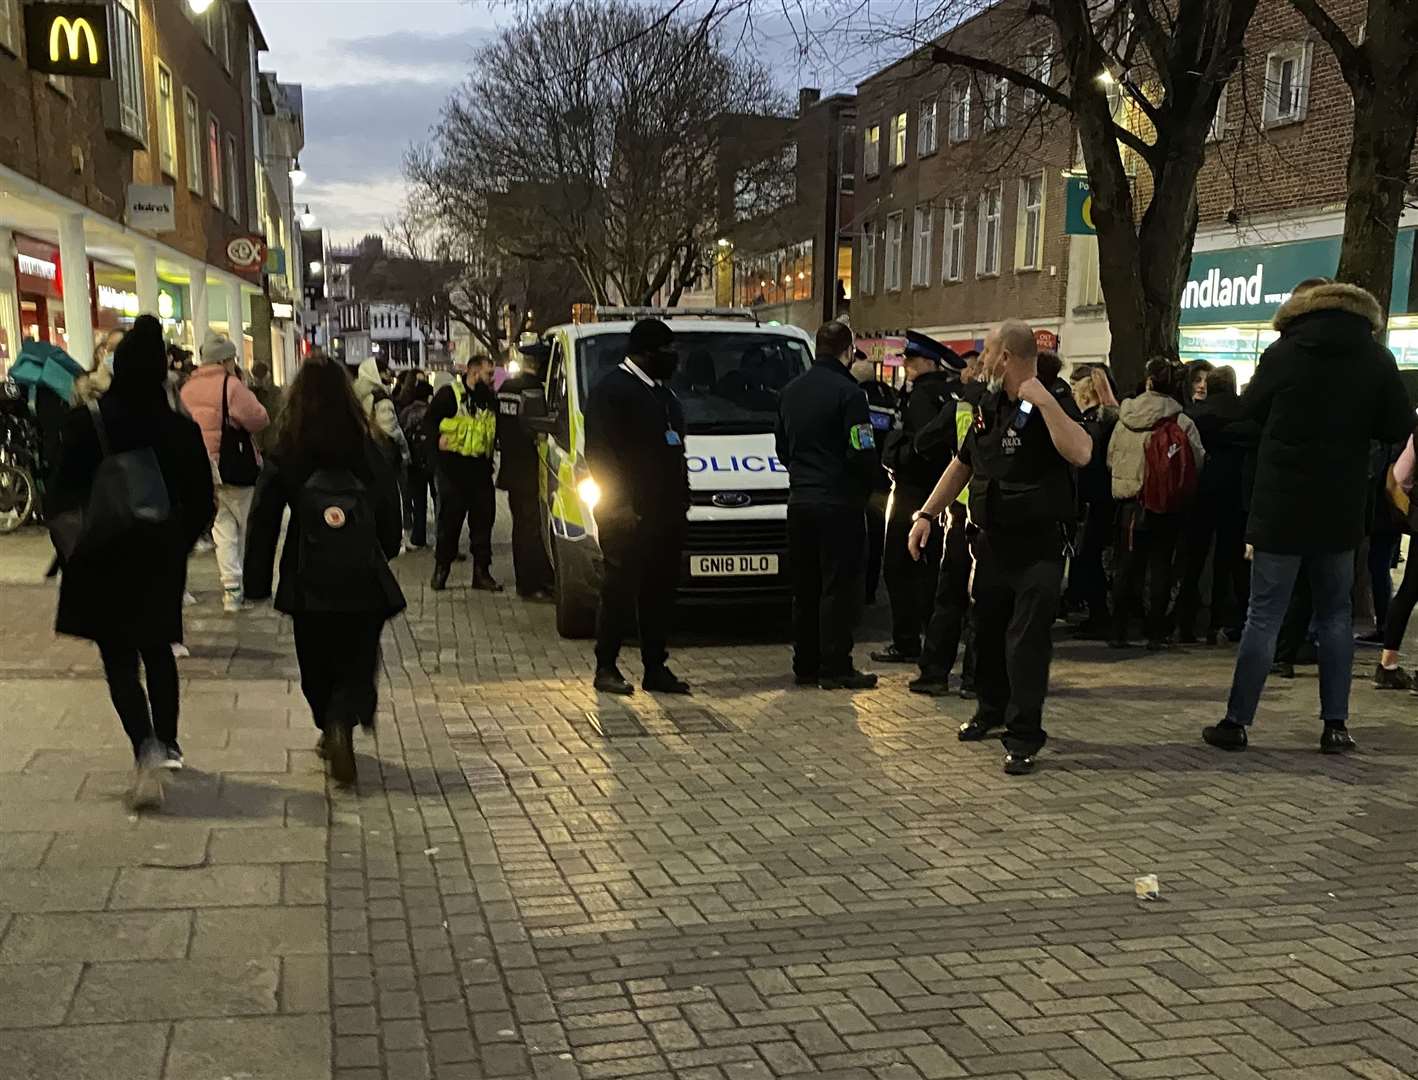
left=1106, top=390, right=1205, bottom=501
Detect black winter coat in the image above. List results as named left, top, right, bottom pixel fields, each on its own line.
left=583, top=366, right=689, bottom=527
left=1243, top=283, right=1413, bottom=554
left=1186, top=388, right=1258, bottom=508
left=776, top=359, right=877, bottom=509
left=881, top=369, right=956, bottom=495
left=243, top=438, right=405, bottom=617
left=52, top=394, right=214, bottom=645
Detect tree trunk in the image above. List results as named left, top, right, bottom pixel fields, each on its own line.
left=1334, top=81, right=1418, bottom=320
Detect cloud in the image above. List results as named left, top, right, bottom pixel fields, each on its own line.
left=335, top=28, right=496, bottom=71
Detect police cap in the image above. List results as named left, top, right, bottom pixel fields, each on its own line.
left=904, top=329, right=964, bottom=371
left=628, top=318, right=674, bottom=357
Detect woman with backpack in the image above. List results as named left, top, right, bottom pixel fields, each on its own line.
left=1106, top=357, right=1206, bottom=650
left=50, top=315, right=215, bottom=810
left=243, top=354, right=406, bottom=784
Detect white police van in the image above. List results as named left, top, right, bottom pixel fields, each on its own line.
left=523, top=308, right=813, bottom=637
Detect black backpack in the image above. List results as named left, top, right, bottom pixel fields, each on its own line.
left=49, top=402, right=172, bottom=561
left=297, top=468, right=380, bottom=599
left=399, top=401, right=432, bottom=467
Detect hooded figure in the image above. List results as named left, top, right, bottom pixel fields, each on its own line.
left=354, top=358, right=409, bottom=466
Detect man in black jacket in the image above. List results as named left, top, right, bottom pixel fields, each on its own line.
left=873, top=330, right=961, bottom=664
left=427, top=356, right=501, bottom=592
left=1204, top=280, right=1413, bottom=755
left=497, top=342, right=554, bottom=601
left=584, top=318, right=691, bottom=696
left=776, top=321, right=880, bottom=690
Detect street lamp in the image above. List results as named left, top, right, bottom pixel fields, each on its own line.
left=288, top=158, right=306, bottom=187
left=300, top=205, right=316, bottom=229
left=188, top=0, right=214, bottom=13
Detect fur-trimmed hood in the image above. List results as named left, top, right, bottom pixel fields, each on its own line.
left=1273, top=282, right=1384, bottom=333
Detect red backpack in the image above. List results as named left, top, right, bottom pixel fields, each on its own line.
left=1140, top=417, right=1198, bottom=514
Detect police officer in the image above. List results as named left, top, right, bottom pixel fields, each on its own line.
left=497, top=342, right=555, bottom=601
left=584, top=318, right=691, bottom=697
left=776, top=320, right=880, bottom=690
left=873, top=330, right=962, bottom=664
left=907, top=322, right=1092, bottom=774
left=850, top=350, right=897, bottom=605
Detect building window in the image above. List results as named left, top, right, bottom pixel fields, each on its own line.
left=948, top=81, right=970, bottom=143
left=860, top=221, right=876, bottom=296
left=911, top=207, right=932, bottom=287
left=918, top=97, right=938, bottom=156
left=184, top=91, right=203, bottom=195
left=983, top=76, right=1008, bottom=132
left=840, top=124, right=856, bottom=194
left=1209, top=82, right=1229, bottom=142
left=216, top=3, right=230, bottom=72
left=977, top=185, right=1002, bottom=276
left=884, top=212, right=904, bottom=292
left=1264, top=44, right=1312, bottom=126
left=1017, top=173, right=1044, bottom=271
left=1023, top=39, right=1053, bottom=107
left=864, top=125, right=881, bottom=177
left=942, top=199, right=965, bottom=283
left=155, top=63, right=178, bottom=177
left=107, top=0, right=147, bottom=144
left=208, top=115, right=223, bottom=209
left=890, top=112, right=908, bottom=168
left=0, top=0, right=20, bottom=57
left=225, top=133, right=240, bottom=221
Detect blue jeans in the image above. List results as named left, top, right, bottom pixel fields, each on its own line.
left=1225, top=550, right=1354, bottom=727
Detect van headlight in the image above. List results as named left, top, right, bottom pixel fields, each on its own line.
left=577, top=477, right=601, bottom=509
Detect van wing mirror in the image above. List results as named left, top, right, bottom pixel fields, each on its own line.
left=520, top=387, right=562, bottom=438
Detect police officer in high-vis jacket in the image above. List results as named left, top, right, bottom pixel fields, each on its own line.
left=907, top=322, right=1092, bottom=775
left=776, top=321, right=881, bottom=690
left=497, top=341, right=555, bottom=601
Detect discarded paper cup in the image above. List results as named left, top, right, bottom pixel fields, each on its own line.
left=1134, top=874, right=1160, bottom=900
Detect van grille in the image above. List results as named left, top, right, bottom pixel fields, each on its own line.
left=684, top=519, right=788, bottom=553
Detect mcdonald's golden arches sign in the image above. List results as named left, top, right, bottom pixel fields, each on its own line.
left=24, top=3, right=112, bottom=78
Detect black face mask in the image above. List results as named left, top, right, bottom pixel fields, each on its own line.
left=642, top=350, right=678, bottom=381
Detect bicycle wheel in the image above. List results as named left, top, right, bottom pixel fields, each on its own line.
left=0, top=463, right=36, bottom=533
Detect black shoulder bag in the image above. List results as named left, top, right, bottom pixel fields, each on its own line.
left=218, top=374, right=260, bottom=486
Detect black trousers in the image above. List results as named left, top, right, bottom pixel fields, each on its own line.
left=1174, top=498, right=1249, bottom=637
left=434, top=460, right=495, bottom=571
left=1370, top=531, right=1402, bottom=632
left=595, top=521, right=683, bottom=671
left=1112, top=503, right=1183, bottom=642
left=1381, top=545, right=1418, bottom=650
left=292, top=613, right=385, bottom=731
left=98, top=640, right=179, bottom=758
left=1067, top=498, right=1113, bottom=622
left=865, top=491, right=888, bottom=603
left=883, top=486, right=942, bottom=655
left=507, top=485, right=553, bottom=595
left=971, top=538, right=1063, bottom=756
left=919, top=504, right=975, bottom=681
left=788, top=504, right=866, bottom=677
left=406, top=466, right=436, bottom=548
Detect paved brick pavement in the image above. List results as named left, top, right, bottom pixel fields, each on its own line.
left=3, top=525, right=1418, bottom=1080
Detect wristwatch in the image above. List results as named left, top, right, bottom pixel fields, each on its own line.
left=911, top=509, right=936, bottom=526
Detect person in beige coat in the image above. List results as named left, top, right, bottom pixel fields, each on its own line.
left=1106, top=358, right=1205, bottom=648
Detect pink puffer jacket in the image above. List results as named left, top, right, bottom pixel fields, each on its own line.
left=179, top=363, right=270, bottom=460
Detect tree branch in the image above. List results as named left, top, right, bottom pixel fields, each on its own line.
left=1289, top=0, right=1364, bottom=85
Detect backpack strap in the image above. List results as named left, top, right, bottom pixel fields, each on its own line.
left=221, top=374, right=232, bottom=430
left=87, top=400, right=111, bottom=459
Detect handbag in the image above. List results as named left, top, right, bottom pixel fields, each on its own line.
left=217, top=374, right=260, bottom=486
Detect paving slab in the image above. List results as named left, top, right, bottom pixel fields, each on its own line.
left=69, top=957, right=279, bottom=1022
left=109, top=864, right=282, bottom=909
left=0, top=963, right=84, bottom=1027
left=189, top=905, right=328, bottom=957
left=0, top=1022, right=169, bottom=1080
left=0, top=867, right=115, bottom=911
left=0, top=910, right=191, bottom=962
left=165, top=1014, right=331, bottom=1080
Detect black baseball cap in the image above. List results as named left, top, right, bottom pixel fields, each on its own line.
left=628, top=318, right=674, bottom=356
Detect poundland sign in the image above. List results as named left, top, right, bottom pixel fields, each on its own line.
left=1181, top=230, right=1414, bottom=325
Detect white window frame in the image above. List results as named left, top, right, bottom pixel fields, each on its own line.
left=977, top=185, right=1003, bottom=276
left=1263, top=43, right=1312, bottom=127
left=184, top=90, right=203, bottom=195
left=225, top=133, right=240, bottom=222
left=155, top=62, right=178, bottom=178
left=918, top=96, right=938, bottom=156
left=891, top=112, right=908, bottom=168
left=1209, top=82, right=1229, bottom=142
left=948, top=81, right=971, bottom=143
left=216, top=3, right=230, bottom=73
left=864, top=124, right=881, bottom=177
left=884, top=211, right=904, bottom=292
left=1016, top=173, right=1045, bottom=272
left=860, top=220, right=877, bottom=296
left=1023, top=38, right=1053, bottom=107
left=911, top=207, right=933, bottom=288
left=942, top=200, right=965, bottom=283
left=0, top=0, right=20, bottom=57
left=108, top=0, right=147, bottom=144
left=983, top=75, right=1008, bottom=132
left=208, top=114, right=223, bottom=209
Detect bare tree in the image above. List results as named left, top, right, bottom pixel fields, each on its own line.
left=1289, top=0, right=1418, bottom=317
left=408, top=0, right=788, bottom=307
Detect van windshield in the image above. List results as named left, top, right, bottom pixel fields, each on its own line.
left=577, top=331, right=812, bottom=435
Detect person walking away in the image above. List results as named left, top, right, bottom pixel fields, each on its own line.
left=244, top=355, right=405, bottom=784
left=1174, top=366, right=1256, bottom=643
left=911, top=350, right=986, bottom=695
left=427, top=357, right=501, bottom=591
left=872, top=331, right=960, bottom=664
left=398, top=382, right=436, bottom=549
left=180, top=330, right=270, bottom=612
left=50, top=316, right=214, bottom=809
left=1204, top=279, right=1413, bottom=754
left=907, top=321, right=1093, bottom=775
left=1371, top=432, right=1418, bottom=688
left=497, top=341, right=555, bottom=600
left=247, top=361, right=284, bottom=458
left=584, top=318, right=691, bottom=695
left=851, top=353, right=897, bottom=605
left=1066, top=365, right=1119, bottom=637
left=777, top=321, right=882, bottom=690
left=1106, top=358, right=1205, bottom=649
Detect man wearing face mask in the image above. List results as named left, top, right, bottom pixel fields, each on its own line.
left=584, top=318, right=691, bottom=696
left=907, top=322, right=1092, bottom=775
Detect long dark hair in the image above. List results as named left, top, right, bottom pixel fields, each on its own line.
left=276, top=355, right=369, bottom=469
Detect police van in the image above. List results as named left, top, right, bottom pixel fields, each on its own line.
left=522, top=308, right=813, bottom=638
